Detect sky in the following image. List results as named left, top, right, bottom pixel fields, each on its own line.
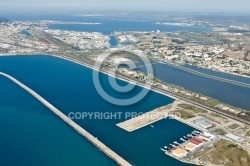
left=0, top=0, right=250, bottom=13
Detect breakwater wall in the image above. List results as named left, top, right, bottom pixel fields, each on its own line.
left=0, top=72, right=132, bottom=166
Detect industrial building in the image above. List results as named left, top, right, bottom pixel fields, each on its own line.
left=171, top=147, right=188, bottom=158
left=194, top=118, right=213, bottom=129
left=190, top=137, right=204, bottom=147
left=184, top=142, right=196, bottom=151
left=199, top=132, right=215, bottom=141
left=225, top=133, right=243, bottom=142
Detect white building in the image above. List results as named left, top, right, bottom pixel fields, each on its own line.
left=225, top=133, right=243, bottom=142
left=194, top=118, right=213, bottom=129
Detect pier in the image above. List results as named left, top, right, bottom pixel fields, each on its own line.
left=116, top=100, right=182, bottom=132
left=0, top=72, right=132, bottom=166
left=160, top=130, right=216, bottom=166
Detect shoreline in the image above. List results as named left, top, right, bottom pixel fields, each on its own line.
left=0, top=53, right=178, bottom=100
left=44, top=53, right=179, bottom=100
left=150, top=58, right=250, bottom=88
left=0, top=72, right=132, bottom=166
left=1, top=53, right=250, bottom=165
left=1, top=53, right=250, bottom=125
left=185, top=63, right=250, bottom=79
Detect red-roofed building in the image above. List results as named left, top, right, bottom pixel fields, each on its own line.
left=190, top=137, right=204, bottom=147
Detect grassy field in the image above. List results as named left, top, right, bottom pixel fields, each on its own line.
left=209, top=112, right=227, bottom=119
left=213, top=129, right=227, bottom=135
left=174, top=109, right=195, bottom=120
left=198, top=139, right=250, bottom=166
left=178, top=104, right=207, bottom=114
left=228, top=123, right=240, bottom=130
left=198, top=113, right=223, bottom=125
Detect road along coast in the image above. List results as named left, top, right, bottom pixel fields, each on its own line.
left=1, top=53, right=249, bottom=125
left=49, top=53, right=250, bottom=125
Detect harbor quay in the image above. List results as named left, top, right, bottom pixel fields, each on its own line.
left=161, top=130, right=216, bottom=165
left=0, top=72, right=132, bottom=166
left=116, top=100, right=183, bottom=132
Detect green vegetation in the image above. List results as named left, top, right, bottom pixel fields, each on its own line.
left=213, top=129, right=227, bottom=135
left=0, top=49, right=8, bottom=54
left=228, top=123, right=240, bottom=130
left=243, top=73, right=250, bottom=76
left=174, top=109, right=195, bottom=120
left=239, top=111, right=250, bottom=121
left=244, top=50, right=250, bottom=61
left=246, top=130, right=250, bottom=137
left=209, top=112, right=227, bottom=120
left=227, top=144, right=238, bottom=148
left=178, top=104, right=207, bottom=114
left=110, top=51, right=140, bottom=61
left=197, top=139, right=250, bottom=166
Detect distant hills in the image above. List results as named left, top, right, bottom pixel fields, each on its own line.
left=0, top=18, right=11, bottom=23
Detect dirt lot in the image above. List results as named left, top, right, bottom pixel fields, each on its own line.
left=222, top=50, right=245, bottom=59
left=197, top=139, right=250, bottom=166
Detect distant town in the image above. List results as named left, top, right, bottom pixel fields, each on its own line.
left=0, top=15, right=250, bottom=166
left=1, top=18, right=250, bottom=77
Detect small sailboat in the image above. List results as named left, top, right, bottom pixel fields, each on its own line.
left=170, top=144, right=175, bottom=147
left=180, top=138, right=186, bottom=142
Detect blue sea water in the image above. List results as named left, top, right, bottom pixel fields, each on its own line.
left=136, top=63, right=250, bottom=110
left=0, top=55, right=195, bottom=166
left=1, top=13, right=211, bottom=35
left=21, top=30, right=32, bottom=36
left=109, top=35, right=118, bottom=47
left=27, top=13, right=249, bottom=110
left=183, top=64, right=250, bottom=84
left=48, top=22, right=210, bottom=35
left=0, top=13, right=247, bottom=166
left=0, top=75, right=116, bottom=166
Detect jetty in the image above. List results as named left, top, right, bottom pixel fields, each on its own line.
left=116, top=100, right=182, bottom=132
left=0, top=72, right=132, bottom=166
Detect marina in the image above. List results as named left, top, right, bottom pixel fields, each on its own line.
left=0, top=53, right=248, bottom=165
left=0, top=8, right=250, bottom=166
left=161, top=130, right=216, bottom=165
left=0, top=54, right=194, bottom=166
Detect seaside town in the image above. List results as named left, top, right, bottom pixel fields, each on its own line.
left=1, top=19, right=249, bottom=76
left=44, top=29, right=110, bottom=49
left=0, top=17, right=250, bottom=166
left=115, top=31, right=250, bottom=77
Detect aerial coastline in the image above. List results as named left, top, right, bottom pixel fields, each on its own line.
left=2, top=52, right=250, bottom=165
left=1, top=11, right=250, bottom=166
left=0, top=72, right=132, bottom=166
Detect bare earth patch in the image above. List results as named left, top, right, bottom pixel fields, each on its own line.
left=222, top=50, right=245, bottom=59
left=197, top=139, right=250, bottom=166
